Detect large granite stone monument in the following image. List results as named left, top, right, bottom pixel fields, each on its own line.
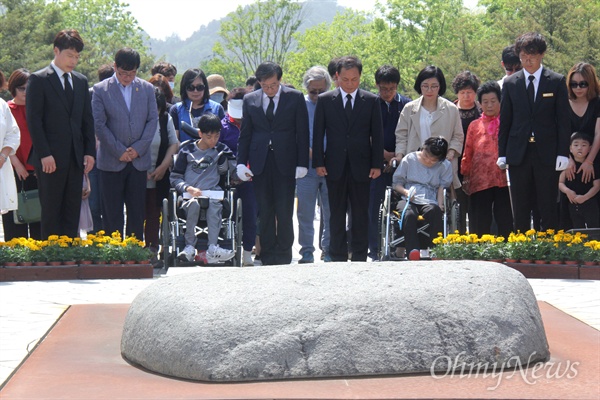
left=121, top=261, right=549, bottom=382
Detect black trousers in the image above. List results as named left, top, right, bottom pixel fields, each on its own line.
left=1, top=171, right=42, bottom=240
left=469, top=186, right=513, bottom=238
left=252, top=150, right=295, bottom=265
left=99, top=163, right=146, bottom=239
left=326, top=166, right=371, bottom=261
left=568, top=200, right=599, bottom=229
left=509, top=143, right=559, bottom=232
left=36, top=157, right=83, bottom=239
left=402, top=202, right=443, bottom=254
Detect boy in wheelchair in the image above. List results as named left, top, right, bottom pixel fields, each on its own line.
left=392, top=137, right=453, bottom=260
left=170, top=114, right=236, bottom=263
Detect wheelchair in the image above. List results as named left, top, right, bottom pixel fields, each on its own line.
left=377, top=186, right=459, bottom=261
left=160, top=154, right=243, bottom=270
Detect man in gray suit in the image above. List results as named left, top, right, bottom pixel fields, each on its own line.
left=92, top=47, right=158, bottom=239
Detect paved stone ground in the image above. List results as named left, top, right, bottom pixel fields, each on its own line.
left=1, top=208, right=599, bottom=386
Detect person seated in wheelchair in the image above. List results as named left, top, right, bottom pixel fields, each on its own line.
left=170, top=114, right=237, bottom=263
left=392, top=136, right=453, bottom=260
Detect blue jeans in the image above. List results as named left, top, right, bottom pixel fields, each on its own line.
left=368, top=171, right=393, bottom=256
left=296, top=167, right=330, bottom=254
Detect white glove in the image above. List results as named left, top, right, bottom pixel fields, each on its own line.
left=406, top=186, right=416, bottom=200
left=496, top=157, right=507, bottom=170
left=236, top=164, right=253, bottom=181
left=295, top=166, right=308, bottom=179
left=555, top=156, right=569, bottom=171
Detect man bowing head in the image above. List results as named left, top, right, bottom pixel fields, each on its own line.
left=236, top=62, right=309, bottom=265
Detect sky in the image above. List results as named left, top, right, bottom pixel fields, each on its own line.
left=125, top=0, right=480, bottom=41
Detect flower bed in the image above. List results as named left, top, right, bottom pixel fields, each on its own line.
left=432, top=230, right=599, bottom=280
left=0, top=231, right=152, bottom=265
left=0, top=231, right=154, bottom=281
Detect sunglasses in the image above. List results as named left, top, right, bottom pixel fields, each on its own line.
left=16, top=86, right=27, bottom=92
left=309, top=89, right=326, bottom=95
left=505, top=67, right=521, bottom=73
left=186, top=84, right=206, bottom=92
left=570, top=81, right=589, bottom=89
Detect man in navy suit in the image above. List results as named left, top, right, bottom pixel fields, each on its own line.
left=26, top=29, right=96, bottom=239
left=236, top=62, right=310, bottom=265
left=313, top=56, right=384, bottom=261
left=92, top=47, right=158, bottom=239
left=498, top=32, right=570, bottom=232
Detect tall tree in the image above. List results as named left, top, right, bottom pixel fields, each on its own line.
left=0, top=0, right=64, bottom=74
left=212, top=0, right=304, bottom=79
left=61, top=0, right=152, bottom=81
left=479, top=0, right=600, bottom=73
left=379, top=0, right=464, bottom=63
left=287, top=10, right=390, bottom=91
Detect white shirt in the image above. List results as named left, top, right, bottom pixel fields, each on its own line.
left=262, top=85, right=282, bottom=114
left=419, top=107, right=433, bottom=143
left=51, top=62, right=72, bottom=89
left=523, top=65, right=543, bottom=99
left=339, top=88, right=358, bottom=108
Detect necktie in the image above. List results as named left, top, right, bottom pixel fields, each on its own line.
left=527, top=75, right=535, bottom=106
left=345, top=93, right=353, bottom=120
left=266, top=96, right=275, bottom=122
left=63, top=73, right=74, bottom=109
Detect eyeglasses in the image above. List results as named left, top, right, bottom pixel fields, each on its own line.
left=309, top=89, right=326, bottom=95
left=186, top=84, right=206, bottom=92
left=421, top=84, right=440, bottom=92
left=16, top=86, right=26, bottom=92
left=570, top=81, right=589, bottom=89
left=378, top=85, right=397, bottom=93
left=116, top=69, right=137, bottom=78
left=260, top=82, right=279, bottom=91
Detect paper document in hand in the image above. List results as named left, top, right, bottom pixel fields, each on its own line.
left=199, top=190, right=224, bottom=200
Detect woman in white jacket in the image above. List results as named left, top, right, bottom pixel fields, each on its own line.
left=0, top=71, right=20, bottom=214
left=394, top=65, right=464, bottom=191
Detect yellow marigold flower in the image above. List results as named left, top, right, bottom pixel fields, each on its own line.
left=525, top=229, right=536, bottom=237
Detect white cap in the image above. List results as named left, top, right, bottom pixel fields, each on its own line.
left=228, top=99, right=243, bottom=119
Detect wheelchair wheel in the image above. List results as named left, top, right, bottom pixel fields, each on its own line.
left=378, top=187, right=392, bottom=261
left=160, top=198, right=172, bottom=270
left=234, top=197, right=243, bottom=267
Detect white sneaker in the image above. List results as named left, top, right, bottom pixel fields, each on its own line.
left=243, top=250, right=254, bottom=266
left=206, top=244, right=235, bottom=263
left=178, top=245, right=196, bottom=262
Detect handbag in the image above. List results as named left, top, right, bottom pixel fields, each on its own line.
left=13, top=181, right=41, bottom=224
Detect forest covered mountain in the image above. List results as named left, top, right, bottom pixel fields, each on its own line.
left=146, top=0, right=348, bottom=71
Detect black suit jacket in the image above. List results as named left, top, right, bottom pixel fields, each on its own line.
left=237, top=85, right=309, bottom=176
left=26, top=65, right=95, bottom=168
left=312, top=88, right=384, bottom=182
left=498, top=67, right=570, bottom=167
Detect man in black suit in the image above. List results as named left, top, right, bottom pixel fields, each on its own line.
left=313, top=56, right=384, bottom=261
left=498, top=32, right=570, bottom=232
left=236, top=62, right=310, bottom=265
left=26, top=29, right=96, bottom=238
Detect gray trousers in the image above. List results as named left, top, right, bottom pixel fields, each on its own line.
left=182, top=197, right=223, bottom=247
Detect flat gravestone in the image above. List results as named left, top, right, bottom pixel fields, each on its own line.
left=121, top=261, right=549, bottom=382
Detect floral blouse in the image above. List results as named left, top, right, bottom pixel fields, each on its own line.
left=460, top=114, right=507, bottom=195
